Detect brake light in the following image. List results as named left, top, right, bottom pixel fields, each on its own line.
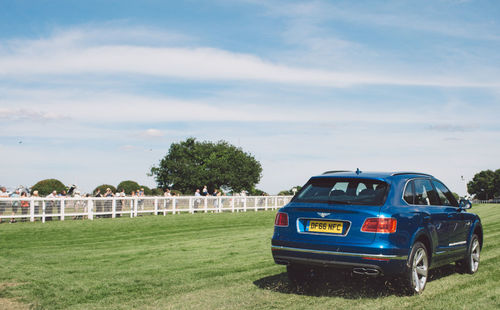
left=275, top=212, right=289, bottom=227
left=361, top=217, right=397, bottom=233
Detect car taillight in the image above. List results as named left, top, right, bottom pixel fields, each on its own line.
left=361, top=217, right=397, bottom=233
left=275, top=212, right=288, bottom=227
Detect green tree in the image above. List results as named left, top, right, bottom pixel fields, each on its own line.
left=467, top=169, right=500, bottom=200
left=278, top=185, right=303, bottom=196
left=248, top=187, right=267, bottom=196
left=139, top=185, right=152, bottom=196
left=151, top=188, right=164, bottom=196
left=150, top=138, right=262, bottom=194
left=117, top=180, right=140, bottom=195
left=31, top=179, right=66, bottom=196
left=93, top=184, right=116, bottom=195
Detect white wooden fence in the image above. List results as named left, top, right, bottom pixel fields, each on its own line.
left=0, top=196, right=293, bottom=223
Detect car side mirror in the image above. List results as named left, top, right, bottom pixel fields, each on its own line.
left=459, top=199, right=472, bottom=210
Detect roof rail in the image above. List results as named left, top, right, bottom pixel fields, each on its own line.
left=322, top=170, right=352, bottom=175
left=391, top=172, right=433, bottom=177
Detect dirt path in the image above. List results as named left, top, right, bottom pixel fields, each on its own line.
left=0, top=283, right=30, bottom=310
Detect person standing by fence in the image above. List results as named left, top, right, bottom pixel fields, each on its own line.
left=104, top=188, right=114, bottom=218
left=0, top=187, right=9, bottom=224
left=20, top=191, right=29, bottom=221
left=46, top=191, right=57, bottom=221
left=10, top=189, right=20, bottom=223
left=116, top=189, right=125, bottom=217
left=32, top=190, right=40, bottom=219
left=94, top=188, right=103, bottom=218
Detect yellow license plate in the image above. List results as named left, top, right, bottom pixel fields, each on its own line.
left=308, top=220, right=343, bottom=234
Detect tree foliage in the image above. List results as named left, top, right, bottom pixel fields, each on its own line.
left=278, top=185, right=303, bottom=196
left=151, top=188, right=164, bottom=196
left=117, top=180, right=140, bottom=195
left=248, top=187, right=267, bottom=196
left=467, top=169, right=500, bottom=200
left=150, top=138, right=262, bottom=194
left=93, top=184, right=116, bottom=195
left=140, top=185, right=152, bottom=196
left=31, top=179, right=66, bottom=196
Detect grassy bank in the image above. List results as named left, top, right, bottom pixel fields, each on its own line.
left=0, top=205, right=499, bottom=309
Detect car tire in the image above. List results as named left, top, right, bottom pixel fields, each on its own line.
left=401, top=241, right=429, bottom=295
left=456, top=234, right=480, bottom=274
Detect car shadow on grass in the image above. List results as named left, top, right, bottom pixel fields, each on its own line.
left=253, top=264, right=459, bottom=298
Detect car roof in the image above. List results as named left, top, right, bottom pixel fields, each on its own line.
left=314, top=170, right=433, bottom=180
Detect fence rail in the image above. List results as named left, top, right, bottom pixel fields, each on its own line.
left=0, top=196, right=293, bottom=223
left=473, top=199, right=500, bottom=204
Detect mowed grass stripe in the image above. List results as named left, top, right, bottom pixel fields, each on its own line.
left=1, top=206, right=499, bottom=309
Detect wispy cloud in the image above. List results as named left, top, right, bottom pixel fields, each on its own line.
left=0, top=27, right=498, bottom=88
left=255, top=0, right=500, bottom=41
left=142, top=129, right=165, bottom=138
left=428, top=124, right=480, bottom=132
left=0, top=108, right=70, bottom=121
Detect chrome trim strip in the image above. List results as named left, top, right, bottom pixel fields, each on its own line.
left=272, top=245, right=407, bottom=260
left=296, top=217, right=352, bottom=237
left=449, top=241, right=466, bottom=247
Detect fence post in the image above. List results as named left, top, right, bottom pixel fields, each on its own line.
left=30, top=199, right=35, bottom=222
left=244, top=197, right=247, bottom=212
left=42, top=201, right=46, bottom=223
left=134, top=198, right=138, bottom=217
left=255, top=197, right=258, bottom=211
left=189, top=197, right=193, bottom=214
left=204, top=197, right=208, bottom=213
left=173, top=197, right=177, bottom=214
left=265, top=197, right=268, bottom=210
left=231, top=198, right=235, bottom=213
left=218, top=197, right=222, bottom=213
left=163, top=199, right=167, bottom=216
left=60, top=199, right=65, bottom=221
left=88, top=199, right=94, bottom=220
left=154, top=198, right=158, bottom=216
left=274, top=196, right=278, bottom=210
left=112, top=198, right=116, bottom=218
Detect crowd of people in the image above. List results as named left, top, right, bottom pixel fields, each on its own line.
left=0, top=185, right=269, bottom=223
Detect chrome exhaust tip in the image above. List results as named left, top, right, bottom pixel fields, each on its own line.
left=353, top=267, right=380, bottom=276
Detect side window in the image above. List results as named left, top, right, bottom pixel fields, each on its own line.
left=403, top=180, right=415, bottom=204
left=432, top=181, right=459, bottom=207
left=413, top=179, right=440, bottom=206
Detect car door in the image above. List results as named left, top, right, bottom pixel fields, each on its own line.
left=432, top=180, right=468, bottom=250
left=412, top=178, right=452, bottom=252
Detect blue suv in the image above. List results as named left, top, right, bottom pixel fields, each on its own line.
left=271, top=171, right=482, bottom=294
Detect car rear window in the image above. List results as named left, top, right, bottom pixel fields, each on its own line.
left=293, top=178, right=389, bottom=205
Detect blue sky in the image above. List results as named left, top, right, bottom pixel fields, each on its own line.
left=0, top=0, right=499, bottom=195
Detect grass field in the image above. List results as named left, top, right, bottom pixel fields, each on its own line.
left=0, top=205, right=499, bottom=309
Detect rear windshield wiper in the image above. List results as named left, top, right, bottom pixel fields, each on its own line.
left=328, top=200, right=353, bottom=205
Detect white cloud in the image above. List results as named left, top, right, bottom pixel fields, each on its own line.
left=0, top=108, right=70, bottom=121
left=0, top=27, right=498, bottom=88
left=142, top=129, right=164, bottom=137
left=256, top=0, right=500, bottom=41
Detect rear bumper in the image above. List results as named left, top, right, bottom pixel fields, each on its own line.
left=271, top=245, right=408, bottom=276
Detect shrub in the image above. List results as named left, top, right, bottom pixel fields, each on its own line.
left=93, top=184, right=117, bottom=195
left=117, top=180, right=140, bottom=195
left=31, top=179, right=66, bottom=196
left=139, top=185, right=153, bottom=196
